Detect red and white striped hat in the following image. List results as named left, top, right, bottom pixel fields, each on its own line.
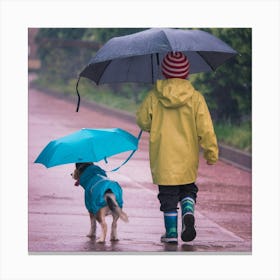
left=161, top=52, right=190, bottom=79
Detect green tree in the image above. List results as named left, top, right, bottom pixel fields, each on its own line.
left=36, top=28, right=86, bottom=40
left=190, top=28, right=252, bottom=123
left=35, top=28, right=251, bottom=124
left=36, top=28, right=90, bottom=81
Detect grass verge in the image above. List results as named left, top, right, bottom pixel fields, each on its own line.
left=34, top=76, right=139, bottom=113
left=33, top=76, right=251, bottom=153
left=214, top=121, right=251, bottom=153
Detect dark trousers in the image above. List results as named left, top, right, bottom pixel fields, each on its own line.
left=158, top=183, right=198, bottom=212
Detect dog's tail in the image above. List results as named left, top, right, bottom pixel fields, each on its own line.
left=105, top=192, right=129, bottom=223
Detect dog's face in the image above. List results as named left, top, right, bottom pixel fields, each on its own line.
left=71, top=169, right=79, bottom=180
left=71, top=162, right=93, bottom=186
left=71, top=169, right=80, bottom=186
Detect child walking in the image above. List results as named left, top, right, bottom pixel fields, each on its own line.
left=136, top=52, right=218, bottom=243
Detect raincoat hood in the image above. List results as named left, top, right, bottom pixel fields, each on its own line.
left=155, top=79, right=195, bottom=108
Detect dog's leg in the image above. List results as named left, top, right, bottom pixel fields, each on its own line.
left=110, top=213, right=119, bottom=241
left=96, top=208, right=107, bottom=243
left=87, top=212, right=96, bottom=238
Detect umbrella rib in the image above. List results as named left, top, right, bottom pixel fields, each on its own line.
left=96, top=60, right=112, bottom=85
left=151, top=54, right=154, bottom=83
left=151, top=53, right=160, bottom=83
left=161, top=29, right=173, bottom=50
left=197, top=51, right=216, bottom=71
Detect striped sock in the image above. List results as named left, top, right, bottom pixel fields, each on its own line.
left=181, top=197, right=195, bottom=216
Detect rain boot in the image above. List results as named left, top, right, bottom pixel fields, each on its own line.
left=180, top=197, right=196, bottom=242
left=160, top=211, right=178, bottom=244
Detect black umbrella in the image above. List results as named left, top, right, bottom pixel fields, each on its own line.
left=76, top=28, right=238, bottom=111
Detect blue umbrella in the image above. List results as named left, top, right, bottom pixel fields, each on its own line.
left=34, top=128, right=139, bottom=168
left=79, top=28, right=237, bottom=85
left=75, top=28, right=237, bottom=111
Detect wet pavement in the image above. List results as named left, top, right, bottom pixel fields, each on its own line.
left=28, top=75, right=252, bottom=253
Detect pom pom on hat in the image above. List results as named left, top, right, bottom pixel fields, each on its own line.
left=161, top=52, right=190, bottom=79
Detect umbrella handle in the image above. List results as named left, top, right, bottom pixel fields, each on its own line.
left=109, top=150, right=137, bottom=172
left=107, top=130, right=143, bottom=172
left=76, top=76, right=81, bottom=112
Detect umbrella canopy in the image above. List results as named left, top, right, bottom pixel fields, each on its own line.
left=34, top=128, right=138, bottom=168
left=79, top=28, right=238, bottom=85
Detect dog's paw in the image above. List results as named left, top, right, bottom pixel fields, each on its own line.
left=110, top=237, right=119, bottom=242
left=96, top=238, right=105, bottom=243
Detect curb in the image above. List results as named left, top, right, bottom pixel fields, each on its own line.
left=32, top=83, right=136, bottom=123
left=31, top=83, right=252, bottom=172
left=218, top=144, right=251, bottom=172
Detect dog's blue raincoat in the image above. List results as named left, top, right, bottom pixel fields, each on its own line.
left=79, top=165, right=123, bottom=214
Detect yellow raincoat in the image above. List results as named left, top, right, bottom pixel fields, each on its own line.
left=136, top=78, right=218, bottom=185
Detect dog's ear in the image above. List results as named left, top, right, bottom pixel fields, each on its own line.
left=75, top=163, right=83, bottom=169
left=76, top=162, right=93, bottom=174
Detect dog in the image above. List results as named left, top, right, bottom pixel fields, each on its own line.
left=71, top=162, right=128, bottom=243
